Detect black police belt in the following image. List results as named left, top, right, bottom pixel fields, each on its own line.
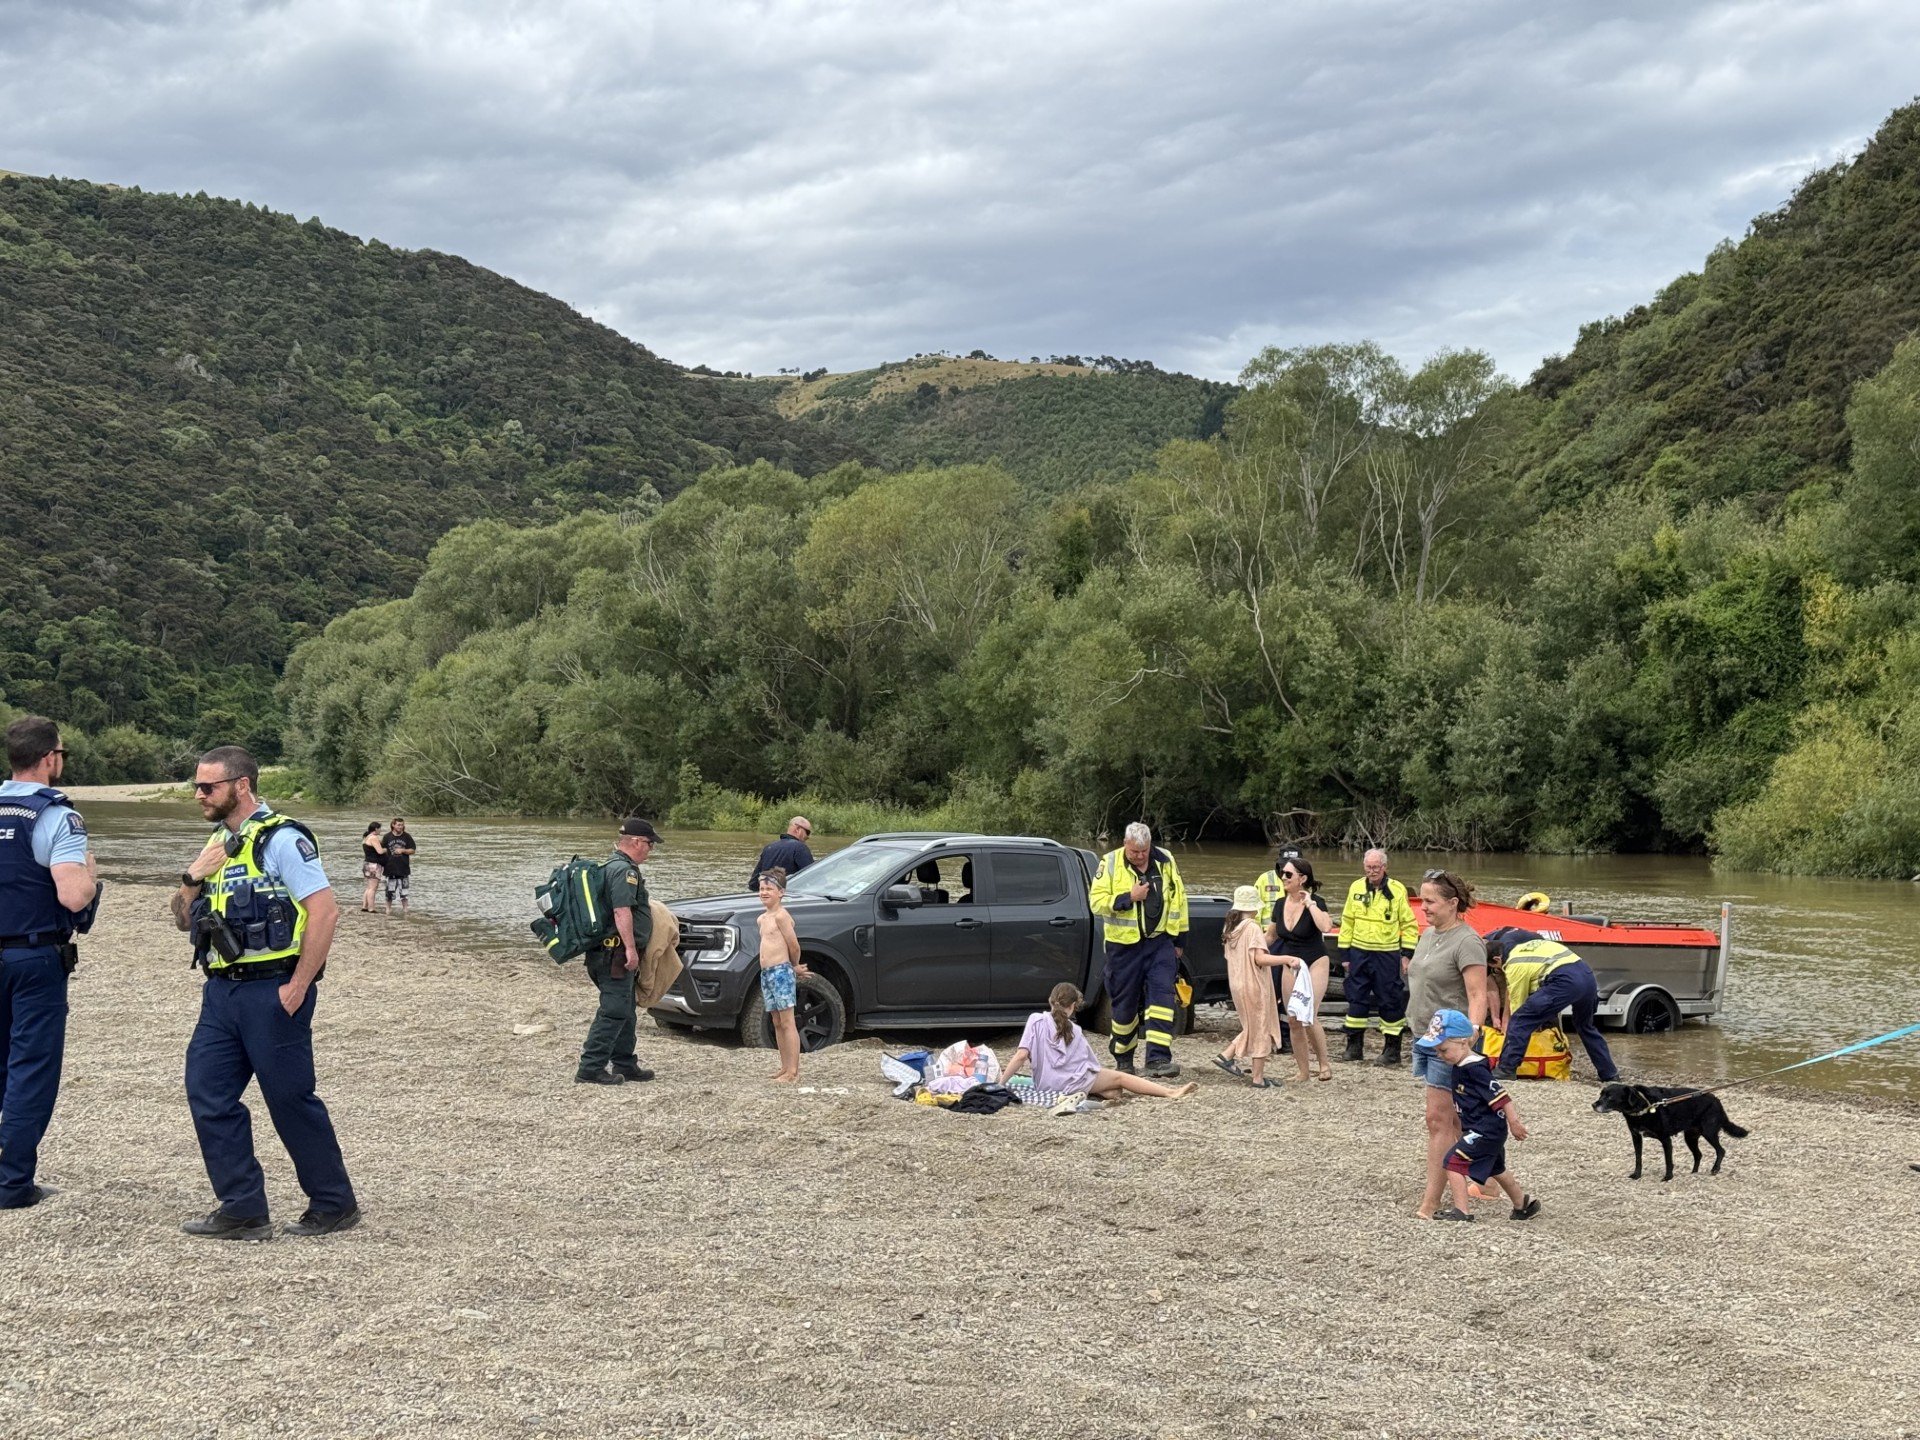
left=0, top=929, right=71, bottom=950
left=206, top=958, right=300, bottom=982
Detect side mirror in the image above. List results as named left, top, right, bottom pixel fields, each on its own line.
left=880, top=884, right=925, bottom=912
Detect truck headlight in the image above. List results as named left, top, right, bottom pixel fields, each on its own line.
left=680, top=923, right=739, bottom=968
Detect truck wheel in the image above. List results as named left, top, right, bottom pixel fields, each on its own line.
left=1081, top=991, right=1114, bottom=1036
left=738, top=972, right=848, bottom=1052
left=1625, top=987, right=1681, bottom=1034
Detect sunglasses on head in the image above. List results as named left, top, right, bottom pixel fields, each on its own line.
left=1423, top=868, right=1449, bottom=880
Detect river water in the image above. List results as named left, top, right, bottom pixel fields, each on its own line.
left=80, top=799, right=1920, bottom=1098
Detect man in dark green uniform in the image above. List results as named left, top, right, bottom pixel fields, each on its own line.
left=576, top=816, right=660, bottom=1086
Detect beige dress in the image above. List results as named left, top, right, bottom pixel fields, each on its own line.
left=1224, top=920, right=1278, bottom=1055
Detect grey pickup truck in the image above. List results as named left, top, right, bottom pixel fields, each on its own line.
left=650, top=832, right=1238, bottom=1050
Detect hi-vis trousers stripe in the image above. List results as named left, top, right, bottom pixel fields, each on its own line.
left=1144, top=1004, right=1176, bottom=1050
left=1109, top=1013, right=1140, bottom=1054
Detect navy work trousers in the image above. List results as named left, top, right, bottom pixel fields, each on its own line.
left=1105, top=934, right=1179, bottom=1067
left=1342, top=947, right=1408, bottom=1036
left=1495, top=959, right=1618, bottom=1082
left=185, top=975, right=356, bottom=1219
left=579, top=946, right=638, bottom=1072
left=0, top=945, right=68, bottom=1207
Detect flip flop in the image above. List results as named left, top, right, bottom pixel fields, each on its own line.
left=1431, top=1206, right=1476, bottom=1222
left=1509, top=1196, right=1541, bottom=1221
left=1246, top=1076, right=1277, bottom=1089
left=1212, top=1054, right=1246, bottom=1076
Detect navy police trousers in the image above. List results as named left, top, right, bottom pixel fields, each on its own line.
left=0, top=945, right=68, bottom=1207
left=185, top=974, right=356, bottom=1219
left=1494, top=959, right=1618, bottom=1083
left=1342, top=947, right=1408, bottom=1037
left=1105, top=934, right=1179, bottom=1067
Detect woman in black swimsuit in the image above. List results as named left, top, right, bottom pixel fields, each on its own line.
left=360, top=822, right=385, bottom=913
left=1266, top=857, right=1339, bottom=1081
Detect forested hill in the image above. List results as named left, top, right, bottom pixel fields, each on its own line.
left=744, top=354, right=1235, bottom=492
left=1519, top=101, right=1920, bottom=507
left=0, top=175, right=851, bottom=764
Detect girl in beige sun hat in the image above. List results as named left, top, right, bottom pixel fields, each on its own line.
left=1215, top=884, right=1282, bottom=1088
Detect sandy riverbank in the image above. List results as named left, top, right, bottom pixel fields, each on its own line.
left=57, top=782, right=190, bottom=802
left=1, top=885, right=1916, bottom=1439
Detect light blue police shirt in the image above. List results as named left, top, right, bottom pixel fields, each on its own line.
left=0, top=779, right=90, bottom=868
left=220, top=805, right=330, bottom=902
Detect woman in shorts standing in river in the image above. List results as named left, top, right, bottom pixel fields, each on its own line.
left=360, top=822, right=385, bottom=913
left=756, top=868, right=811, bottom=1083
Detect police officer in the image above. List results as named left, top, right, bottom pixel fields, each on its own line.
left=1, top=716, right=100, bottom=1211
left=577, top=816, right=659, bottom=1086
left=172, top=745, right=358, bottom=1240
left=1484, top=926, right=1620, bottom=1084
left=1088, top=821, right=1189, bottom=1078
left=1336, top=848, right=1419, bottom=1065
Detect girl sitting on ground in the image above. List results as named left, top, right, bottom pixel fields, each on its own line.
left=1001, top=984, right=1198, bottom=1101
left=1215, top=885, right=1280, bottom=1087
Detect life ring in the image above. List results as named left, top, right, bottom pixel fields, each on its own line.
left=1517, top=891, right=1552, bottom=914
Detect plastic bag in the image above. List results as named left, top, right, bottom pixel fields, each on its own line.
left=929, top=1039, right=1000, bottom=1085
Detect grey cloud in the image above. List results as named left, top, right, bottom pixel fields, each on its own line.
left=2, top=0, right=1917, bottom=382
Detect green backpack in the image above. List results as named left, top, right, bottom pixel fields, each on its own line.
left=530, top=856, right=615, bottom=963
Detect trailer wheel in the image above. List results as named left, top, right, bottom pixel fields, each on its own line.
left=1625, top=987, right=1681, bottom=1034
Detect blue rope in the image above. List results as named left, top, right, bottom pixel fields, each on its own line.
left=1642, top=1021, right=1920, bottom=1110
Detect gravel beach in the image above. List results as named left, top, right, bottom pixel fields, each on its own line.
left=2, top=884, right=1916, bottom=1439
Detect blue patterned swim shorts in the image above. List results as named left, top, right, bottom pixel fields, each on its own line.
left=760, top=961, right=797, bottom=1012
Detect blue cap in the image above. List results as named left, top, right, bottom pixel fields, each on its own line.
left=1415, top=1008, right=1475, bottom=1050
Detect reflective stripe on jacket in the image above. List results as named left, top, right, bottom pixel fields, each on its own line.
left=1089, top=846, right=1188, bottom=946
left=1338, top=875, right=1418, bottom=954
left=1501, top=937, right=1580, bottom=1010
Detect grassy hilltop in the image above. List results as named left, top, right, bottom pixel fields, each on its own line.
left=736, top=353, right=1236, bottom=494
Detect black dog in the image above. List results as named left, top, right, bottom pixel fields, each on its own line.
left=1592, top=1083, right=1750, bottom=1181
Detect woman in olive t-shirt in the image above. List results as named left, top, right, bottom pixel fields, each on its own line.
left=1405, top=870, right=1489, bottom=1219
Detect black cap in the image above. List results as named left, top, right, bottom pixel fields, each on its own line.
left=619, top=816, right=663, bottom=843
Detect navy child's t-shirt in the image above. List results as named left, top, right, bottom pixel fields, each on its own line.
left=1449, top=1052, right=1512, bottom=1138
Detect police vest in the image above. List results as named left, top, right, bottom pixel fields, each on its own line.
left=0, top=786, right=82, bottom=940
left=1089, top=846, right=1189, bottom=946
left=1502, top=937, right=1580, bottom=1009
left=1254, top=869, right=1285, bottom=929
left=190, top=812, right=315, bottom=970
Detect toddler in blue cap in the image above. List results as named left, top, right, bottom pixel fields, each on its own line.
left=1417, top=1007, right=1541, bottom=1222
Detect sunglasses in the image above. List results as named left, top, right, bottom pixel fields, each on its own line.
left=1423, top=868, right=1448, bottom=880
left=1279, top=869, right=1300, bottom=880
left=192, top=777, right=237, bottom=795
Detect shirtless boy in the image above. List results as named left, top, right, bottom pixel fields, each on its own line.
left=756, top=867, right=811, bottom=1082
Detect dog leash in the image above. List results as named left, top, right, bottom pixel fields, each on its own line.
left=1628, top=1021, right=1920, bottom=1114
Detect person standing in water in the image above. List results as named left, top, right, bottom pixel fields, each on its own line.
left=755, top=867, right=810, bottom=1083
left=358, top=823, right=384, bottom=914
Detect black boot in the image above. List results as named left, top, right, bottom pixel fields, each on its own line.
left=1340, top=1028, right=1366, bottom=1062
left=1377, top=1033, right=1404, bottom=1067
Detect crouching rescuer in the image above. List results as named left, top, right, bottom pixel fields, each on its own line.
left=1088, top=822, right=1189, bottom=1079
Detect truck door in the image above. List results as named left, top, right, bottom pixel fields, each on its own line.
left=873, top=853, right=994, bottom=1009
left=986, top=849, right=1088, bottom=1006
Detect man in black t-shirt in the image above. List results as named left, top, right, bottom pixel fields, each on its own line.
left=381, top=818, right=417, bottom=916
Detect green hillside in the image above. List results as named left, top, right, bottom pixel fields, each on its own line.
left=756, top=354, right=1235, bottom=492
left=0, top=176, right=851, bottom=768
left=1520, top=102, right=1920, bottom=507
left=279, top=100, right=1920, bottom=878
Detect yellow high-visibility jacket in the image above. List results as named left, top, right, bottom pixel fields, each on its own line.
left=1338, top=875, right=1418, bottom=955
left=1501, top=936, right=1581, bottom=1010
left=1089, top=846, right=1188, bottom=947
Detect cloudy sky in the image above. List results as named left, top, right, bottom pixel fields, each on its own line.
left=5, top=1, right=1917, bottom=381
